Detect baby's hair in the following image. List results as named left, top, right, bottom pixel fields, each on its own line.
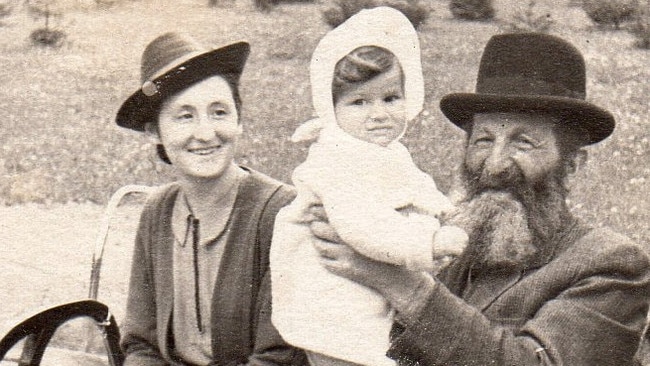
left=332, top=46, right=402, bottom=103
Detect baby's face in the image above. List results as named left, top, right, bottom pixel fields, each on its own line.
left=333, top=64, right=406, bottom=147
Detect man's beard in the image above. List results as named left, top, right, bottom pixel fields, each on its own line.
left=442, top=160, right=572, bottom=271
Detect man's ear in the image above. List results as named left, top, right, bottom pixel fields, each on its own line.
left=144, top=122, right=161, bottom=144
left=565, top=148, right=588, bottom=175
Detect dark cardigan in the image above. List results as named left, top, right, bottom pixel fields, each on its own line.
left=121, top=168, right=306, bottom=366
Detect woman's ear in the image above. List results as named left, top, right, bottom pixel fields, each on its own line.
left=565, top=148, right=588, bottom=176
left=144, top=122, right=161, bottom=144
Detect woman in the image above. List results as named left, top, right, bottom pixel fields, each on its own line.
left=115, top=32, right=306, bottom=366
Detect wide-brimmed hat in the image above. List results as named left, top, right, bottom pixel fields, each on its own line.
left=440, top=33, right=614, bottom=145
left=116, top=32, right=250, bottom=131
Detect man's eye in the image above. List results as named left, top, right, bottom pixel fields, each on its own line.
left=472, top=137, right=493, bottom=147
left=514, top=136, right=536, bottom=150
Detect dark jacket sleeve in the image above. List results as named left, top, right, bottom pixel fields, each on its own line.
left=121, top=193, right=168, bottom=366
left=388, top=229, right=650, bottom=366
left=244, top=184, right=307, bottom=366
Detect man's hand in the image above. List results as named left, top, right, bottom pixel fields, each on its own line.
left=307, top=204, right=432, bottom=313
left=305, top=204, right=342, bottom=243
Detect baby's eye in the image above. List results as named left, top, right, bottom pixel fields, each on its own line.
left=351, top=99, right=367, bottom=106
left=210, top=108, right=228, bottom=118
left=384, top=95, right=401, bottom=103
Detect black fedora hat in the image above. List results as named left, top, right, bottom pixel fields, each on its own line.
left=116, top=32, right=250, bottom=131
left=440, top=33, right=614, bottom=145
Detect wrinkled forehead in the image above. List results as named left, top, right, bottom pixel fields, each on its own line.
left=469, top=112, right=559, bottom=137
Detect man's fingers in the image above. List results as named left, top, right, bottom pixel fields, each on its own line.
left=310, top=221, right=341, bottom=243
left=307, top=204, right=328, bottom=221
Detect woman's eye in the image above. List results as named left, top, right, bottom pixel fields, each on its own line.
left=175, top=112, right=193, bottom=122
left=384, top=95, right=401, bottom=103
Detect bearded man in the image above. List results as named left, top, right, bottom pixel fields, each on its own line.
left=308, top=33, right=650, bottom=365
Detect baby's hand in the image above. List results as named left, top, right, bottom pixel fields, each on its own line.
left=432, top=225, right=468, bottom=259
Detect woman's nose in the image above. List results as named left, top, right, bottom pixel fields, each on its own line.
left=192, top=116, right=216, bottom=141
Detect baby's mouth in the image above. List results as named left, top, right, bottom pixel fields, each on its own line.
left=367, top=126, right=393, bottom=133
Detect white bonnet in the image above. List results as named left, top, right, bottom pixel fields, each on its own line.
left=292, top=6, right=425, bottom=143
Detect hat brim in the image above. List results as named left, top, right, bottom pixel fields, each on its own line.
left=116, top=41, right=250, bottom=132
left=440, top=93, right=615, bottom=145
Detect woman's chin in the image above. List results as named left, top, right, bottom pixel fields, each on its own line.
left=175, top=156, right=233, bottom=180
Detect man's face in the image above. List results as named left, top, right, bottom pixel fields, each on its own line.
left=448, top=112, right=572, bottom=270
left=465, top=113, right=562, bottom=191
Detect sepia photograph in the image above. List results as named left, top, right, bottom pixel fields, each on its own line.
left=0, top=0, right=649, bottom=364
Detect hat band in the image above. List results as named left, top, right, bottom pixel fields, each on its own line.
left=476, top=77, right=586, bottom=100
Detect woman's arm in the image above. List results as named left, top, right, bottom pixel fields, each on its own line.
left=120, top=209, right=167, bottom=366
left=245, top=272, right=307, bottom=366
left=245, top=184, right=307, bottom=366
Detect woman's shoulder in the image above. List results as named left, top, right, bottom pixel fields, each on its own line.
left=141, top=182, right=180, bottom=215
left=240, top=166, right=296, bottom=207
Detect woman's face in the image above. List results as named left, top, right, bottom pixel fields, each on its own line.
left=154, top=75, right=242, bottom=180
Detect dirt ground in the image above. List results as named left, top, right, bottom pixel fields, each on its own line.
left=0, top=202, right=142, bottom=341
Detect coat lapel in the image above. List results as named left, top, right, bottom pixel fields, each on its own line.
left=153, top=185, right=178, bottom=359
left=462, top=266, right=523, bottom=312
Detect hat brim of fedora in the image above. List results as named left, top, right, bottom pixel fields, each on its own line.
left=440, top=93, right=615, bottom=145
left=116, top=41, right=250, bottom=132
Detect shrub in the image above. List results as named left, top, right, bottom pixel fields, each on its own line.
left=26, top=0, right=67, bottom=48
left=501, top=0, right=554, bottom=33
left=630, top=0, right=650, bottom=48
left=449, top=0, right=495, bottom=21
left=249, top=0, right=312, bottom=12
left=322, top=0, right=430, bottom=29
left=30, top=28, right=66, bottom=47
left=582, top=0, right=639, bottom=29
left=0, top=2, right=13, bottom=26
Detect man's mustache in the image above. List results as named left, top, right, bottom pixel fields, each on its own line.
left=463, top=162, right=529, bottom=203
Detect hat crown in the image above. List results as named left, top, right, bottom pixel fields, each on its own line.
left=140, top=32, right=205, bottom=84
left=476, top=33, right=586, bottom=100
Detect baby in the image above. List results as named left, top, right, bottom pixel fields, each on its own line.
left=271, top=7, right=467, bottom=366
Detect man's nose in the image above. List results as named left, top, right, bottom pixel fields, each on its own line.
left=483, top=143, right=513, bottom=176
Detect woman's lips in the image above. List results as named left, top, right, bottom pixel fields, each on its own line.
left=188, top=145, right=221, bottom=155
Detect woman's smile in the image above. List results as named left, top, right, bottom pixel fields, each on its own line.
left=187, top=144, right=222, bottom=156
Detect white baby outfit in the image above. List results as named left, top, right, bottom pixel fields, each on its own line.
left=270, top=7, right=451, bottom=366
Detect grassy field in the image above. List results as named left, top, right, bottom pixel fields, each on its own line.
left=0, top=0, right=648, bottom=362
left=0, top=0, right=647, bottom=241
